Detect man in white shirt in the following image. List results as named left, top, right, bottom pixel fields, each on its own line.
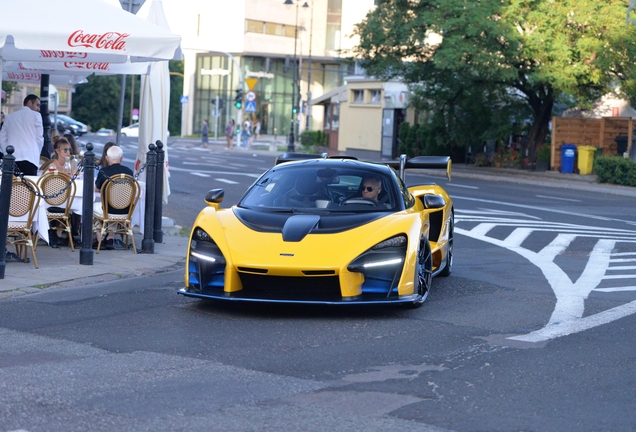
left=0, top=94, right=43, bottom=175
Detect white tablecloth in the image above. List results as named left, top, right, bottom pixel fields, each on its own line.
left=4, top=175, right=146, bottom=246
left=70, top=179, right=146, bottom=232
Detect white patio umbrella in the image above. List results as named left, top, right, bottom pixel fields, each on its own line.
left=0, top=0, right=181, bottom=111
left=135, top=0, right=171, bottom=204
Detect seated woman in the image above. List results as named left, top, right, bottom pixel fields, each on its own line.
left=49, top=136, right=78, bottom=174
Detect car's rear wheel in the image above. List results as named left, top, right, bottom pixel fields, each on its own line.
left=409, top=239, right=432, bottom=308
left=439, top=215, right=454, bottom=277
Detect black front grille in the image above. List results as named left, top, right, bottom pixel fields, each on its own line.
left=238, top=273, right=342, bottom=301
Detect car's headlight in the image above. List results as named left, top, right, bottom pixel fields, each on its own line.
left=371, top=235, right=407, bottom=250
left=193, top=227, right=212, bottom=242
left=348, top=235, right=407, bottom=272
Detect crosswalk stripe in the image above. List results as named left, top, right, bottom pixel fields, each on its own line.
left=215, top=178, right=239, bottom=184
left=190, top=172, right=210, bottom=177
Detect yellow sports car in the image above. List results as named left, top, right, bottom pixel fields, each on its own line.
left=179, top=154, right=454, bottom=307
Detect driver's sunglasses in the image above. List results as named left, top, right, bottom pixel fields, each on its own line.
left=361, top=186, right=377, bottom=192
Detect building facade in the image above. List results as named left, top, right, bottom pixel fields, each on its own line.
left=172, top=0, right=376, bottom=138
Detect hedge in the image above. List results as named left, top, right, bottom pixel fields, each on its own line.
left=594, top=156, right=636, bottom=187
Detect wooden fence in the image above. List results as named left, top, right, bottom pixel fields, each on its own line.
left=550, top=116, right=634, bottom=170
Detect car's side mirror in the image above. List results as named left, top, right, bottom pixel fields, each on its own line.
left=205, top=189, right=225, bottom=207
left=423, top=194, right=445, bottom=209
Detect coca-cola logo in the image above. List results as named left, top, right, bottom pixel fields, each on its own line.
left=6, top=72, right=41, bottom=81
left=63, top=62, right=111, bottom=71
left=39, top=51, right=88, bottom=59
left=67, top=30, right=129, bottom=51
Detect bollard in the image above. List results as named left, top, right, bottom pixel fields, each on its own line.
left=0, top=146, right=16, bottom=279
left=142, top=143, right=157, bottom=254
left=79, top=144, right=95, bottom=265
left=153, top=140, right=165, bottom=244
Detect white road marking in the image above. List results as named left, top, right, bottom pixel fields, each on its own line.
left=456, top=204, right=636, bottom=343
left=190, top=172, right=210, bottom=177
left=536, top=194, right=581, bottom=202
left=168, top=165, right=261, bottom=178
left=594, top=287, right=636, bottom=292
left=445, top=183, right=479, bottom=189
left=454, top=195, right=636, bottom=226
left=214, top=178, right=239, bottom=184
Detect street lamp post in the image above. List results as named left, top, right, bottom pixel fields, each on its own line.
left=284, top=0, right=308, bottom=152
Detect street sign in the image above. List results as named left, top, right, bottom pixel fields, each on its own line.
left=180, top=95, right=189, bottom=104
left=245, top=78, right=259, bottom=90
left=245, top=91, right=256, bottom=102
left=119, top=0, right=146, bottom=14
left=244, top=101, right=257, bottom=113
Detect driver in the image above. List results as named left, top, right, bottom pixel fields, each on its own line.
left=361, top=175, right=382, bottom=202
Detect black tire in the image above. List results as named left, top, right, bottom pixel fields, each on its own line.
left=408, top=239, right=433, bottom=308
left=439, top=215, right=454, bottom=277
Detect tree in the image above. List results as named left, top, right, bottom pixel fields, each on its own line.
left=72, top=75, right=136, bottom=131
left=71, top=59, right=183, bottom=135
left=2, top=81, right=21, bottom=104
left=168, top=60, right=184, bottom=136
left=354, top=0, right=636, bottom=164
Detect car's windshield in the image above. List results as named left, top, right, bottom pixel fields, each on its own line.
left=239, top=165, right=398, bottom=212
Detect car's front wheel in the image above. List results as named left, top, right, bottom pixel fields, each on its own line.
left=409, top=239, right=432, bottom=308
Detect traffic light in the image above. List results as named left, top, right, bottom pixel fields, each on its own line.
left=234, top=88, right=243, bottom=109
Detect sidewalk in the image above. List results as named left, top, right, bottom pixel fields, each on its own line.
left=1, top=224, right=188, bottom=299
left=3, top=145, right=634, bottom=299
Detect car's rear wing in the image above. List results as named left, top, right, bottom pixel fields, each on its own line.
left=275, top=153, right=451, bottom=182
left=383, top=155, right=452, bottom=182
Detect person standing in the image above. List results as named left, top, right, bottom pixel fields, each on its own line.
left=241, top=121, right=250, bottom=149
left=202, top=119, right=209, bottom=148
left=254, top=120, right=261, bottom=139
left=0, top=94, right=43, bottom=175
left=224, top=119, right=234, bottom=149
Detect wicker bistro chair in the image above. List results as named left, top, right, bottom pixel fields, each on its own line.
left=36, top=172, right=77, bottom=251
left=39, top=156, right=50, bottom=169
left=7, top=177, right=41, bottom=268
left=39, top=159, right=54, bottom=172
left=93, top=174, right=141, bottom=254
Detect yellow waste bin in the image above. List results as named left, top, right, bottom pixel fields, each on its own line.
left=577, top=145, right=597, bottom=175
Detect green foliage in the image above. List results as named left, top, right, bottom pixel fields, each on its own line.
left=168, top=60, right=184, bottom=136
left=397, top=121, right=411, bottom=154
left=536, top=145, right=551, bottom=163
left=1, top=81, right=21, bottom=103
left=593, top=156, right=636, bottom=187
left=300, top=130, right=328, bottom=152
left=353, top=0, right=636, bottom=160
left=72, top=75, right=136, bottom=130
left=70, top=59, right=184, bottom=135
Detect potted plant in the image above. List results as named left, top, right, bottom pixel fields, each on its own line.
left=536, top=144, right=551, bottom=171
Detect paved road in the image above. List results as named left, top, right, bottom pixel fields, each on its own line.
left=4, top=136, right=631, bottom=431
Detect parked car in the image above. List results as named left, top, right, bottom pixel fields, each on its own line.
left=120, top=122, right=139, bottom=137
left=52, top=114, right=90, bottom=136
left=179, top=153, right=454, bottom=308
left=95, top=128, right=115, bottom=136
left=121, top=122, right=170, bottom=138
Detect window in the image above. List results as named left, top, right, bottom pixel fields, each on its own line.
left=370, top=89, right=381, bottom=104
left=331, top=104, right=339, bottom=130
left=352, top=90, right=364, bottom=104
left=246, top=20, right=264, bottom=34
left=284, top=25, right=296, bottom=38
left=265, top=22, right=284, bottom=36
